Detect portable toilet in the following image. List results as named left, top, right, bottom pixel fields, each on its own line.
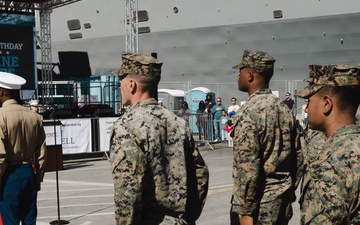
left=185, top=87, right=215, bottom=112
left=158, top=89, right=185, bottom=112
left=185, top=87, right=215, bottom=132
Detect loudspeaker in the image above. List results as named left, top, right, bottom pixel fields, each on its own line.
left=151, top=52, right=157, bottom=59
left=58, top=51, right=92, bottom=78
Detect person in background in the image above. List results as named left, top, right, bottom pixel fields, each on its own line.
left=228, top=111, right=236, bottom=119
left=178, top=101, right=191, bottom=125
left=196, top=100, right=207, bottom=141
left=297, top=64, right=360, bottom=224
left=299, top=99, right=309, bottom=129
left=158, top=100, right=164, bottom=107
left=0, top=72, right=47, bottom=225
left=220, top=109, right=229, bottom=142
left=283, top=92, right=295, bottom=110
left=225, top=119, right=233, bottom=148
left=211, top=97, right=225, bottom=142
left=29, top=99, right=39, bottom=113
left=204, top=99, right=213, bottom=141
left=230, top=50, right=302, bottom=225
left=205, top=93, right=215, bottom=107
left=178, top=101, right=191, bottom=117
left=109, top=52, right=209, bottom=225
left=227, top=97, right=240, bottom=114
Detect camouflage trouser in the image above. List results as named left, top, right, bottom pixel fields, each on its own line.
left=141, top=212, right=189, bottom=225
left=231, top=177, right=294, bottom=225
left=158, top=215, right=188, bottom=225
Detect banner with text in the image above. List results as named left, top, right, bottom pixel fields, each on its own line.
left=98, top=117, right=118, bottom=152
left=44, top=122, right=62, bottom=146
left=60, top=118, right=92, bottom=154
left=0, top=13, right=36, bottom=89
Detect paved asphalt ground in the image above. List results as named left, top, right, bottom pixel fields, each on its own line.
left=37, top=142, right=301, bottom=225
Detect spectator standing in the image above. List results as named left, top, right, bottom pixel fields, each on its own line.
left=230, top=50, right=302, bottom=225
left=211, top=97, right=225, bottom=141
left=205, top=93, right=215, bottom=107
left=225, top=119, right=233, bottom=147
left=204, top=99, right=213, bottom=140
left=299, top=99, right=309, bottom=129
left=109, top=52, right=209, bottom=225
left=220, top=109, right=229, bottom=142
left=29, top=99, right=39, bottom=113
left=158, top=100, right=165, bottom=107
left=178, top=101, right=191, bottom=115
left=196, top=100, right=207, bottom=141
left=297, top=64, right=360, bottom=224
left=283, top=92, right=295, bottom=110
left=178, top=101, right=191, bottom=124
left=0, top=72, right=47, bottom=225
left=227, top=97, right=240, bottom=114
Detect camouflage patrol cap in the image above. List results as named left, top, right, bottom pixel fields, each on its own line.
left=232, top=50, right=276, bottom=71
left=297, top=64, right=360, bottom=98
left=112, top=52, right=163, bottom=77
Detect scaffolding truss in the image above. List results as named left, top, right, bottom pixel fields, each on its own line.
left=39, top=6, right=52, bottom=104
left=1, top=0, right=138, bottom=104
left=125, top=0, right=138, bottom=53
left=0, top=0, right=82, bottom=104
left=0, top=0, right=82, bottom=11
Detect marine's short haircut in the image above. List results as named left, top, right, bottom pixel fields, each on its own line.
left=252, top=68, right=274, bottom=82
left=320, top=85, right=360, bottom=116
left=130, top=74, right=160, bottom=94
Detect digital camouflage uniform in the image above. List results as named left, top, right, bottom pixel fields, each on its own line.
left=298, top=65, right=360, bottom=224
left=231, top=50, right=302, bottom=225
left=110, top=52, right=208, bottom=225
left=300, top=128, right=326, bottom=187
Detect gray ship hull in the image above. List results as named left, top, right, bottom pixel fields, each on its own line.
left=45, top=0, right=360, bottom=107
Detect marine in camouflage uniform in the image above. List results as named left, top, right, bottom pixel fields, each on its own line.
left=110, top=52, right=208, bottom=225
left=298, top=64, right=360, bottom=224
left=230, top=50, right=302, bottom=225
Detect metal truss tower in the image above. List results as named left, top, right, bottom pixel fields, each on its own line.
left=39, top=3, right=53, bottom=104
left=125, top=0, right=138, bottom=53
left=0, top=0, right=82, bottom=104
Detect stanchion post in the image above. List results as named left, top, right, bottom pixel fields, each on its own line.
left=50, top=109, right=69, bottom=225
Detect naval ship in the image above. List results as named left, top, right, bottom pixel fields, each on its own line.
left=46, top=0, right=360, bottom=108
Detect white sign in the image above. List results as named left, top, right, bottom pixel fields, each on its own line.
left=43, top=122, right=62, bottom=146
left=60, top=118, right=92, bottom=154
left=98, top=117, right=119, bottom=152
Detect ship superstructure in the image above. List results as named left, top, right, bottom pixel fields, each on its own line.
left=42, top=0, right=360, bottom=107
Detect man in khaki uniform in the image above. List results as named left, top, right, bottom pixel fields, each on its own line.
left=0, top=72, right=47, bottom=225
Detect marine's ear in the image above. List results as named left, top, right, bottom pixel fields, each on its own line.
left=322, top=94, right=333, bottom=116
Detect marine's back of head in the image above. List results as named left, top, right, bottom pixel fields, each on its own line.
left=233, top=50, right=275, bottom=73
left=112, top=52, right=163, bottom=78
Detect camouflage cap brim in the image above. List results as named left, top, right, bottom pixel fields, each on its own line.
left=232, top=63, right=245, bottom=70
left=110, top=68, right=122, bottom=77
left=296, top=84, right=323, bottom=98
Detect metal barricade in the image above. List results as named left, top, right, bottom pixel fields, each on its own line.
left=179, top=113, right=215, bottom=150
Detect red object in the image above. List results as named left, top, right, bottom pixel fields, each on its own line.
left=0, top=213, right=3, bottom=225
